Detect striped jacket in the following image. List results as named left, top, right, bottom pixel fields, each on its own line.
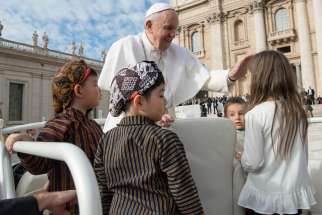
left=94, top=115, right=204, bottom=215
left=18, top=107, right=103, bottom=215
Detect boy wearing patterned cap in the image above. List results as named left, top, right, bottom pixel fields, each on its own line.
left=94, top=61, right=204, bottom=215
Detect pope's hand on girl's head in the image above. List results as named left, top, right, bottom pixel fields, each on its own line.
left=229, top=54, right=253, bottom=81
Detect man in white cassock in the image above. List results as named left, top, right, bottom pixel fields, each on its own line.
left=98, top=2, right=250, bottom=132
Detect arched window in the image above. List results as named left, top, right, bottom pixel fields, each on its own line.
left=191, top=31, right=201, bottom=53
left=234, top=20, right=245, bottom=41
left=275, top=8, right=289, bottom=32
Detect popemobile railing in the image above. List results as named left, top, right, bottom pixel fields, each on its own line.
left=0, top=117, right=322, bottom=214
left=308, top=117, right=322, bottom=124
left=0, top=118, right=102, bottom=215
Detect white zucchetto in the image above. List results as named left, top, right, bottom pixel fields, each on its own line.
left=145, top=2, right=174, bottom=18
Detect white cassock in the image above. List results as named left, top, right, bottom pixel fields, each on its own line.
left=98, top=32, right=229, bottom=132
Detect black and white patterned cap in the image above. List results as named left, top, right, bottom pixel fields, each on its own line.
left=109, top=61, right=164, bottom=117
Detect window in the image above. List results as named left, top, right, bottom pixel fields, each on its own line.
left=275, top=8, right=289, bottom=32
left=234, top=20, right=245, bottom=41
left=191, top=31, right=202, bottom=53
left=9, top=83, right=24, bottom=121
left=277, top=46, right=291, bottom=53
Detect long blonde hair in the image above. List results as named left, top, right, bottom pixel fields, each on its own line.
left=247, top=50, right=308, bottom=159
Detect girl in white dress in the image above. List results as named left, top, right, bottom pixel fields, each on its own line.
left=238, top=50, right=316, bottom=215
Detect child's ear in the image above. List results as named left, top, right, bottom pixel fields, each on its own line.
left=133, top=95, right=143, bottom=107
left=73, top=84, right=83, bottom=98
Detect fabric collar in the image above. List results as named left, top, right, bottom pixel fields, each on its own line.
left=64, top=107, right=89, bottom=122
left=118, top=115, right=156, bottom=126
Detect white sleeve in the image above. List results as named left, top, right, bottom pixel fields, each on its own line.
left=241, top=112, right=265, bottom=172
left=203, top=70, right=229, bottom=93
left=98, top=41, right=124, bottom=91
left=170, top=47, right=210, bottom=106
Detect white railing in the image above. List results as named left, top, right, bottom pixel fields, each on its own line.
left=0, top=119, right=15, bottom=199
left=13, top=142, right=102, bottom=215
left=2, top=118, right=106, bottom=135
left=2, top=121, right=46, bottom=135
left=0, top=119, right=102, bottom=215
left=308, top=117, right=322, bottom=124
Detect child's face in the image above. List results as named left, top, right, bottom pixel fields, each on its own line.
left=81, top=75, right=101, bottom=109
left=141, top=84, right=166, bottom=122
left=225, top=104, right=245, bottom=130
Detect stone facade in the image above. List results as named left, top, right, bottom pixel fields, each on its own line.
left=0, top=38, right=109, bottom=126
left=171, top=0, right=322, bottom=96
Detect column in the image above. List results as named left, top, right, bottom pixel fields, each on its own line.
left=207, top=13, right=225, bottom=69
left=295, top=0, right=315, bottom=90
left=312, top=0, right=322, bottom=92
left=295, top=64, right=303, bottom=90
left=252, top=0, right=267, bottom=52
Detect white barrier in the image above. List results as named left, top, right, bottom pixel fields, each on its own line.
left=172, top=118, right=235, bottom=214
left=0, top=117, right=102, bottom=215
left=0, top=119, right=16, bottom=199
left=11, top=141, right=102, bottom=215
left=309, top=117, right=322, bottom=124
left=2, top=118, right=106, bottom=135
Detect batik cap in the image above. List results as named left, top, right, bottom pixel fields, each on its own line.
left=109, top=61, right=164, bottom=117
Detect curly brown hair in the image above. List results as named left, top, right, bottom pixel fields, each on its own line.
left=52, top=60, right=97, bottom=113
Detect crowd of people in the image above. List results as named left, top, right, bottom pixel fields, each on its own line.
left=1, top=2, right=318, bottom=215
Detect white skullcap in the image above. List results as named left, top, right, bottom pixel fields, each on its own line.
left=145, top=2, right=174, bottom=18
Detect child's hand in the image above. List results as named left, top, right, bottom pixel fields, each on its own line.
left=159, top=114, right=175, bottom=127
left=5, top=133, right=33, bottom=155
left=235, top=152, right=242, bottom=161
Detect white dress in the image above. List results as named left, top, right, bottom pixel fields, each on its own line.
left=238, top=101, right=316, bottom=214
left=98, top=32, right=229, bottom=132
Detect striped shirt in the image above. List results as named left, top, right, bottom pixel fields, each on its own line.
left=94, top=115, right=204, bottom=215
left=18, top=107, right=103, bottom=215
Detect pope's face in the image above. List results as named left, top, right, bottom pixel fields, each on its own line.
left=150, top=10, right=178, bottom=51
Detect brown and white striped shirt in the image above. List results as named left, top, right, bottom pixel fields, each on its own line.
left=94, top=115, right=204, bottom=215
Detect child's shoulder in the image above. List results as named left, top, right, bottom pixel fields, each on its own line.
left=87, top=118, right=102, bottom=130
left=38, top=114, right=73, bottom=141
left=153, top=126, right=181, bottom=143
left=43, top=114, right=73, bottom=133
left=248, top=101, right=275, bottom=115
left=119, top=124, right=180, bottom=141
left=46, top=113, right=73, bottom=127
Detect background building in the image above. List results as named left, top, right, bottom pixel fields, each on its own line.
left=0, top=32, right=109, bottom=126
left=171, top=0, right=322, bottom=97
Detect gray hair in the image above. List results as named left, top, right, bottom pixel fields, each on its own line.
left=144, top=12, right=162, bottom=29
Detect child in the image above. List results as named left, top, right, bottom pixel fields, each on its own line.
left=224, top=96, right=246, bottom=215
left=6, top=60, right=103, bottom=215
left=238, top=51, right=316, bottom=215
left=94, top=61, right=204, bottom=215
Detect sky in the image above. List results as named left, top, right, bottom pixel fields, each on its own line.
left=0, top=0, right=168, bottom=60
